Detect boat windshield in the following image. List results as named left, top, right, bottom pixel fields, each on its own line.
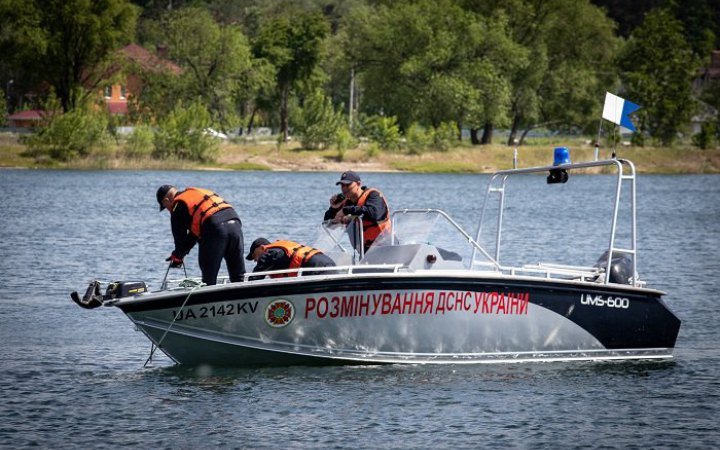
left=312, top=211, right=496, bottom=270
left=311, top=221, right=361, bottom=266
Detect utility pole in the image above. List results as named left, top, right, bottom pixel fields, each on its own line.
left=349, top=68, right=355, bottom=130
left=5, top=79, right=13, bottom=113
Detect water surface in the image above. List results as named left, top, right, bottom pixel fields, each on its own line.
left=1, top=169, right=718, bottom=448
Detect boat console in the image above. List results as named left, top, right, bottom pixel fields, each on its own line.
left=360, top=243, right=465, bottom=271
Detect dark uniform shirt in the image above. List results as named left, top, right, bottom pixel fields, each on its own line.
left=323, top=186, right=388, bottom=223
left=252, top=248, right=292, bottom=273
left=170, top=200, right=240, bottom=258
left=250, top=247, right=335, bottom=280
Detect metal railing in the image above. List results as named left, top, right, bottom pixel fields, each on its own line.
left=160, top=263, right=404, bottom=291
left=158, top=159, right=642, bottom=291
left=471, top=158, right=639, bottom=287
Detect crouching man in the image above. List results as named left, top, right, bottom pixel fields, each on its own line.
left=246, top=238, right=335, bottom=278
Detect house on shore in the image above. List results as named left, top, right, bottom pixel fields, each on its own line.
left=4, top=43, right=181, bottom=129
left=99, top=43, right=182, bottom=119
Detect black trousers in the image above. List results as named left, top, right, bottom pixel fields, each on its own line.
left=198, top=219, right=245, bottom=285
left=304, top=252, right=336, bottom=276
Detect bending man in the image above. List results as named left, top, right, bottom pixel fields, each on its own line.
left=157, top=185, right=245, bottom=285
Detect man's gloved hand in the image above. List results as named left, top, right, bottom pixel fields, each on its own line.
left=342, top=205, right=361, bottom=216
left=166, top=253, right=183, bottom=268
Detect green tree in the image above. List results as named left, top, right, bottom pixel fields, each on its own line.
left=470, top=0, right=620, bottom=145
left=154, top=100, right=219, bottom=162
left=361, top=115, right=401, bottom=151
left=295, top=89, right=345, bottom=149
left=619, top=8, right=700, bottom=146
left=160, top=7, right=254, bottom=129
left=528, top=0, right=618, bottom=144
left=0, top=0, right=138, bottom=112
left=338, top=0, right=516, bottom=142
left=669, top=0, right=719, bottom=58
left=253, top=9, right=330, bottom=142
left=25, top=104, right=110, bottom=161
left=697, top=78, right=720, bottom=148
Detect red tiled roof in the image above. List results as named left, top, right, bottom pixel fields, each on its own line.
left=120, top=43, right=182, bottom=75
left=7, top=110, right=44, bottom=120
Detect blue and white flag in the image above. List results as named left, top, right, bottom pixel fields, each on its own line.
left=602, top=92, right=641, bottom=132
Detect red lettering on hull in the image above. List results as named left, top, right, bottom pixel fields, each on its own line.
left=304, top=291, right=530, bottom=320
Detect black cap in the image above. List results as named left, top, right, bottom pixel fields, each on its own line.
left=336, top=171, right=361, bottom=185
left=246, top=237, right=271, bottom=260
left=156, top=185, right=174, bottom=211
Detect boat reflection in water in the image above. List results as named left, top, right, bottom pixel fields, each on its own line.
left=72, top=158, right=681, bottom=366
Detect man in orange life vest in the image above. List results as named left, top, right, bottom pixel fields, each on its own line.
left=157, top=185, right=245, bottom=285
left=323, top=170, right=391, bottom=252
left=246, top=238, right=335, bottom=277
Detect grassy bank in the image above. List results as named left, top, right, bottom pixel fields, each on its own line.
left=1, top=132, right=719, bottom=173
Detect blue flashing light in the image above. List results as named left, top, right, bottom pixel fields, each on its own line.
left=553, top=147, right=571, bottom=166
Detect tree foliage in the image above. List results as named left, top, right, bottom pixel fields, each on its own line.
left=2, top=0, right=718, bottom=159
left=0, top=0, right=139, bottom=112
left=160, top=7, right=254, bottom=128
left=482, top=0, right=620, bottom=145
left=340, top=0, right=516, bottom=136
left=25, top=104, right=110, bottom=160
left=253, top=9, right=330, bottom=142
left=619, top=8, right=700, bottom=146
left=295, top=89, right=347, bottom=150
left=153, top=100, right=219, bottom=162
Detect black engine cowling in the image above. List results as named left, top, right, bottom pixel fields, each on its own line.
left=105, top=281, right=148, bottom=299
left=594, top=251, right=634, bottom=285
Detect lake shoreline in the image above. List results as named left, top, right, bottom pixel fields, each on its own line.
left=1, top=133, right=719, bottom=173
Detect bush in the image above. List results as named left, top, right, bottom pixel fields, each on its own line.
left=432, top=122, right=458, bottom=152
left=25, top=108, right=109, bottom=161
left=153, top=100, right=218, bottom=162
left=406, top=123, right=431, bottom=155
left=295, top=90, right=346, bottom=150
left=334, top=123, right=356, bottom=150
left=363, top=115, right=401, bottom=151
left=365, top=142, right=380, bottom=159
left=124, top=124, right=155, bottom=158
left=692, top=122, right=717, bottom=149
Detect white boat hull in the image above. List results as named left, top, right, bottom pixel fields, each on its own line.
left=118, top=273, right=680, bottom=366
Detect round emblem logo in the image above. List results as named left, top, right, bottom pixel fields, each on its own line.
left=265, top=299, right=295, bottom=328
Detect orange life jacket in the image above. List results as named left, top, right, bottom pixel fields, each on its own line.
left=356, top=188, right=391, bottom=247
left=261, top=240, right=321, bottom=278
left=172, top=187, right=232, bottom=237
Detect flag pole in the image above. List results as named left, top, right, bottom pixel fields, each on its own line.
left=595, top=118, right=603, bottom=161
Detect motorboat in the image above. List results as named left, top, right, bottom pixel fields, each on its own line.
left=71, top=156, right=681, bottom=366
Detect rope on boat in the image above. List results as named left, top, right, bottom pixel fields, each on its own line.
left=143, top=279, right=205, bottom=368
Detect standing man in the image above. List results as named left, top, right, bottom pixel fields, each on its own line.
left=246, top=237, right=336, bottom=278
left=323, top=170, right=391, bottom=252
left=156, top=185, right=245, bottom=285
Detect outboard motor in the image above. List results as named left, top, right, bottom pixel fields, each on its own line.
left=594, top=251, right=634, bottom=285
left=70, top=281, right=105, bottom=309
left=105, top=281, right=148, bottom=299
left=71, top=280, right=147, bottom=309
